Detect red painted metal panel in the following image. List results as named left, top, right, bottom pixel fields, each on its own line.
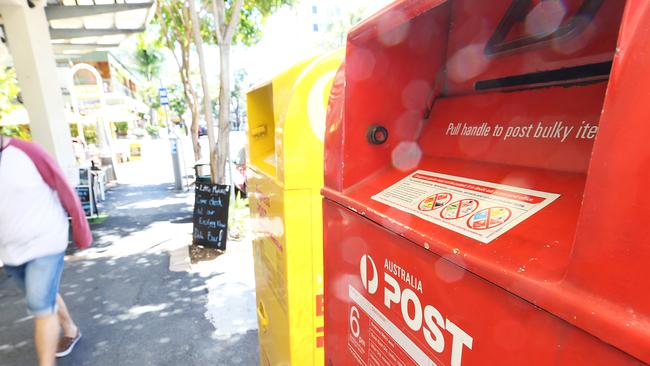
left=324, top=65, right=346, bottom=192
left=323, top=200, right=645, bottom=365
left=323, top=0, right=650, bottom=364
left=444, top=0, right=626, bottom=95
left=339, top=1, right=450, bottom=190
left=565, top=0, right=650, bottom=358
left=420, top=83, right=607, bottom=173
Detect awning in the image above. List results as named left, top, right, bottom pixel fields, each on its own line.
left=45, top=0, right=154, bottom=56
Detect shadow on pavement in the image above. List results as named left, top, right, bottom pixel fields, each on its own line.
left=0, top=182, right=259, bottom=366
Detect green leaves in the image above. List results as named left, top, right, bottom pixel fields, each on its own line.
left=0, top=67, right=27, bottom=139
left=0, top=67, right=21, bottom=121
left=0, top=125, right=31, bottom=140
left=133, top=34, right=164, bottom=82
left=151, top=0, right=295, bottom=166
left=234, top=0, right=294, bottom=45
left=154, top=0, right=295, bottom=50
left=168, top=85, right=188, bottom=118
left=245, top=0, right=294, bottom=17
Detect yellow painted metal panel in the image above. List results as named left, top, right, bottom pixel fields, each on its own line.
left=246, top=83, right=276, bottom=178
left=247, top=50, right=344, bottom=366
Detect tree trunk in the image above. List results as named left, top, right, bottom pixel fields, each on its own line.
left=216, top=42, right=231, bottom=184
left=233, top=95, right=241, bottom=130
left=181, top=48, right=201, bottom=162
left=156, top=0, right=202, bottom=162
left=189, top=101, right=201, bottom=161
left=189, top=0, right=218, bottom=182
left=149, top=106, right=157, bottom=128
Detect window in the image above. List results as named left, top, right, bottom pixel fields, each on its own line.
left=313, top=24, right=319, bottom=32
left=312, top=5, right=318, bottom=14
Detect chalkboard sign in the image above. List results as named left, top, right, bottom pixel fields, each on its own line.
left=192, top=182, right=231, bottom=250
left=75, top=168, right=96, bottom=217
left=75, top=186, right=93, bottom=217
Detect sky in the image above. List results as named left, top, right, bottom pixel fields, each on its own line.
left=234, top=0, right=394, bottom=87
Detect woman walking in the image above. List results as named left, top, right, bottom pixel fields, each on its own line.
left=0, top=135, right=92, bottom=365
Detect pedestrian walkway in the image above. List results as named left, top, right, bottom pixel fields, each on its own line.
left=0, top=139, right=259, bottom=365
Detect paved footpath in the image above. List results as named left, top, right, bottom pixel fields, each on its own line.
left=0, top=139, right=259, bottom=365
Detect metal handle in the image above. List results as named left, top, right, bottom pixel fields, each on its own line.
left=257, top=300, right=269, bottom=333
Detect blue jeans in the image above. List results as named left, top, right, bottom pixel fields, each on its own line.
left=3, top=252, right=65, bottom=316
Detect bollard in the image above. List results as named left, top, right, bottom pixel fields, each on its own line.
left=169, top=136, right=183, bottom=191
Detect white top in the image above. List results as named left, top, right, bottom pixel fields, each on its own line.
left=0, top=145, right=69, bottom=265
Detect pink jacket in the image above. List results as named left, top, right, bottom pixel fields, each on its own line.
left=8, top=138, right=93, bottom=249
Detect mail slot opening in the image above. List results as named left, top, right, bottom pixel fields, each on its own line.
left=246, top=82, right=276, bottom=176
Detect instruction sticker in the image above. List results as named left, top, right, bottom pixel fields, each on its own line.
left=371, top=170, right=560, bottom=243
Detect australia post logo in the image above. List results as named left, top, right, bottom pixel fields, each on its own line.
left=357, top=254, right=474, bottom=366
left=360, top=254, right=378, bottom=295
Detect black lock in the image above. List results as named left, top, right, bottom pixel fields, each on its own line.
left=366, top=124, right=388, bottom=145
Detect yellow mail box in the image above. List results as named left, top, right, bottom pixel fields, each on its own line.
left=247, top=50, right=343, bottom=366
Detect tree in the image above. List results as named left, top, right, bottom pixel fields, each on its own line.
left=319, top=6, right=366, bottom=50
left=155, top=0, right=204, bottom=160
left=0, top=67, right=30, bottom=139
left=131, top=34, right=165, bottom=129
left=0, top=67, right=20, bottom=121
left=156, top=0, right=293, bottom=179
left=209, top=70, right=246, bottom=134
left=230, top=69, right=247, bottom=131
left=133, top=34, right=164, bottom=83
left=189, top=0, right=219, bottom=181
left=207, top=0, right=294, bottom=183
left=168, top=85, right=188, bottom=120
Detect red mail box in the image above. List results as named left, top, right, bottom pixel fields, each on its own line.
left=322, top=0, right=650, bottom=365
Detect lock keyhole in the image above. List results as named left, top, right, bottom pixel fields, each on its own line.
left=367, top=125, right=388, bottom=145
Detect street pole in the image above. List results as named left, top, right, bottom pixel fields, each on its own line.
left=167, top=103, right=189, bottom=191
left=161, top=87, right=186, bottom=191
